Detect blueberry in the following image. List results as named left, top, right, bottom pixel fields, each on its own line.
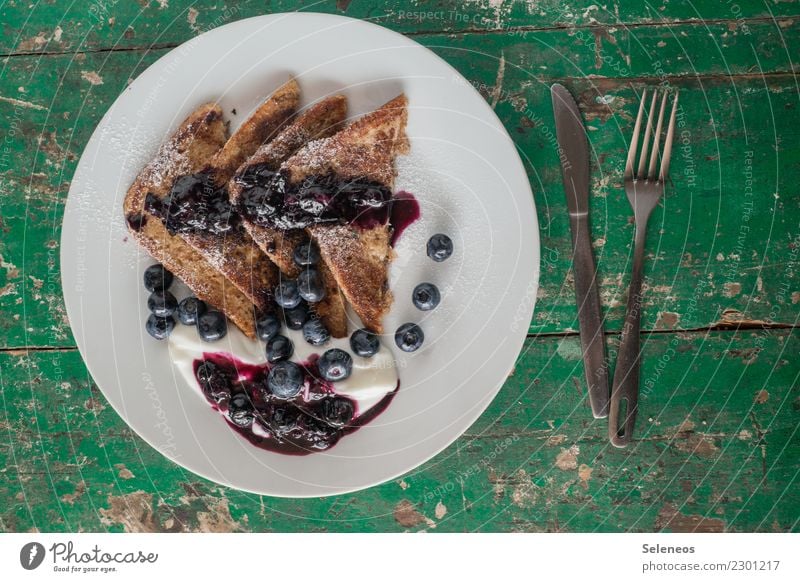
left=297, top=268, right=326, bottom=303
left=177, top=297, right=206, bottom=325
left=395, top=322, right=424, bottom=352
left=321, top=397, right=355, bottom=427
left=274, top=280, right=301, bottom=309
left=350, top=328, right=380, bottom=357
left=266, top=334, right=294, bottom=363
left=283, top=302, right=309, bottom=330
left=317, top=348, right=353, bottom=382
left=293, top=240, right=321, bottom=266
left=196, top=361, right=230, bottom=403
left=427, top=233, right=453, bottom=262
left=412, top=282, right=441, bottom=311
left=143, top=264, right=173, bottom=292
left=267, top=361, right=304, bottom=399
left=302, top=318, right=330, bottom=346
left=197, top=310, right=228, bottom=342
left=256, top=312, right=281, bottom=341
left=227, top=393, right=254, bottom=428
left=145, top=314, right=175, bottom=340
left=147, top=290, right=177, bottom=317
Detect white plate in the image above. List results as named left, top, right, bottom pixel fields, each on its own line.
left=61, top=13, right=539, bottom=497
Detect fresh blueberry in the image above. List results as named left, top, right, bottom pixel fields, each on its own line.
left=283, top=302, right=309, bottom=330
left=293, top=240, right=321, bottom=266
left=177, top=297, right=206, bottom=325
left=321, top=397, right=354, bottom=427
left=145, top=314, right=175, bottom=340
left=302, top=318, right=330, bottom=346
left=143, top=264, right=173, bottom=292
left=427, top=233, right=453, bottom=262
left=297, top=268, right=326, bottom=303
left=227, top=393, right=254, bottom=428
left=350, top=328, right=380, bottom=357
left=317, top=348, right=353, bottom=382
left=147, top=290, right=177, bottom=317
left=197, top=310, right=228, bottom=342
left=395, top=322, right=424, bottom=352
left=412, top=282, right=441, bottom=311
left=196, top=361, right=230, bottom=404
left=274, top=280, right=301, bottom=309
left=267, top=361, right=304, bottom=399
left=256, top=312, right=281, bottom=341
left=266, top=334, right=294, bottom=363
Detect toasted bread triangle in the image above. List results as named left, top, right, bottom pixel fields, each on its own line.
left=123, top=103, right=260, bottom=338
left=177, top=79, right=300, bottom=310
left=229, top=94, right=350, bottom=337
left=284, top=94, right=409, bottom=333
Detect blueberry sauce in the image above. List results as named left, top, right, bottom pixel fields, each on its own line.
left=126, top=212, right=148, bottom=232
left=193, top=352, right=398, bottom=455
left=145, top=172, right=241, bottom=236
left=389, top=191, right=420, bottom=246
left=234, top=166, right=393, bottom=231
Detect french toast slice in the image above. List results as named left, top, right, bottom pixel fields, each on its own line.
left=123, top=103, right=259, bottom=338
left=173, top=80, right=300, bottom=310
left=229, top=95, right=349, bottom=337
left=284, top=94, right=409, bottom=333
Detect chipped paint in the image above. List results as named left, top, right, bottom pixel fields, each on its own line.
left=115, top=464, right=135, bottom=479
left=555, top=445, right=579, bottom=470
left=434, top=501, right=447, bottom=519
left=393, top=500, right=434, bottom=529
left=81, top=71, right=104, bottom=86
left=196, top=497, right=241, bottom=532
left=655, top=503, right=725, bottom=532
left=723, top=282, right=742, bottom=297
left=60, top=481, right=86, bottom=505
left=490, top=52, right=505, bottom=109
left=99, top=491, right=157, bottom=532
left=656, top=311, right=680, bottom=329
left=578, top=464, right=593, bottom=489
left=0, top=95, right=46, bottom=110
left=675, top=434, right=719, bottom=458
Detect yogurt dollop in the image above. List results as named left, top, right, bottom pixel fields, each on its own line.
left=168, top=321, right=399, bottom=453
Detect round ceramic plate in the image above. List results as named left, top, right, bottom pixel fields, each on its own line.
left=61, top=13, right=539, bottom=497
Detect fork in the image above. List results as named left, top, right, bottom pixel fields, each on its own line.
left=609, top=88, right=679, bottom=447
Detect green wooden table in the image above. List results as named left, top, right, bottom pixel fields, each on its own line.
left=1, top=0, right=797, bottom=533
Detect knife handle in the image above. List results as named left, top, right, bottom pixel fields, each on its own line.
left=568, top=211, right=609, bottom=419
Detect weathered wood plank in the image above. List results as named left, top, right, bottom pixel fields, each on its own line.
left=1, top=38, right=797, bottom=347
left=1, top=330, right=796, bottom=532
left=2, top=0, right=796, bottom=56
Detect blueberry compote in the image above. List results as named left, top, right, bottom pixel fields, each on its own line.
left=234, top=165, right=411, bottom=231
left=145, top=171, right=240, bottom=235
left=193, top=352, right=398, bottom=455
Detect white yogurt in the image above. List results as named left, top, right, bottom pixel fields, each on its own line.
left=168, top=321, right=398, bottom=417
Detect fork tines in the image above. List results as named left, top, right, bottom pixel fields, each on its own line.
left=624, top=88, right=680, bottom=183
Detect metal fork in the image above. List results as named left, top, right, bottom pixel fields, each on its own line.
left=609, top=88, right=679, bottom=447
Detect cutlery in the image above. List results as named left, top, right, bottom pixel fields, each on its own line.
left=609, top=88, right=679, bottom=447
left=551, top=83, right=609, bottom=419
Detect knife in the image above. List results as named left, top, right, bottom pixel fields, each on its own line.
left=551, top=83, right=609, bottom=419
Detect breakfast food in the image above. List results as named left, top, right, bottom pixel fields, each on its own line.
left=124, top=102, right=261, bottom=338
left=126, top=78, right=457, bottom=454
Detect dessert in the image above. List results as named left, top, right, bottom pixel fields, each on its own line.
left=229, top=95, right=350, bottom=337
left=126, top=79, right=456, bottom=454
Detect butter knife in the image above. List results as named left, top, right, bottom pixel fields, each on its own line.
left=551, top=83, right=609, bottom=418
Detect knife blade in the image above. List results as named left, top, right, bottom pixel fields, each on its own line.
left=551, top=83, right=609, bottom=419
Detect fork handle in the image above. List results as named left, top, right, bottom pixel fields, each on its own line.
left=609, top=222, right=648, bottom=447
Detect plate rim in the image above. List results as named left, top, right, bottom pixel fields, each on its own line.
left=60, top=11, right=540, bottom=497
